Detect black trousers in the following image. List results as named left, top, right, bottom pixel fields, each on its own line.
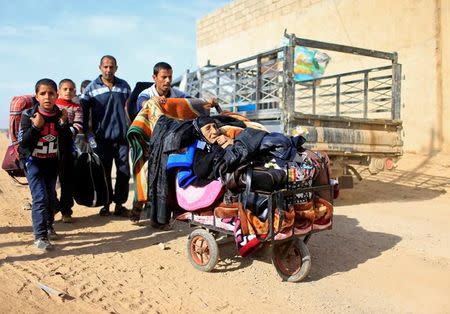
left=58, top=151, right=75, bottom=216
left=94, top=140, right=130, bottom=206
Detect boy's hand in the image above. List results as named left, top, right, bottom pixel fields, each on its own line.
left=60, top=109, right=68, bottom=124
left=30, top=112, right=44, bottom=129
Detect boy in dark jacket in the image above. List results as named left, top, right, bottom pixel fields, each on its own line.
left=18, top=78, right=71, bottom=251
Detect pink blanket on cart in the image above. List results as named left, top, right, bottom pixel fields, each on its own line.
left=176, top=179, right=224, bottom=211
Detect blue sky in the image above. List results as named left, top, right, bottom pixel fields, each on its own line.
left=0, top=0, right=229, bottom=129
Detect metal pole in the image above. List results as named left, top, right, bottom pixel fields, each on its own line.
left=363, top=72, right=369, bottom=119
left=256, top=55, right=261, bottom=109
left=312, top=82, right=316, bottom=115
left=391, top=63, right=402, bottom=120
left=294, top=37, right=397, bottom=61
left=282, top=35, right=296, bottom=134
left=233, top=64, right=238, bottom=111
left=215, top=69, right=220, bottom=102
left=199, top=70, right=203, bottom=99
left=336, top=76, right=341, bottom=117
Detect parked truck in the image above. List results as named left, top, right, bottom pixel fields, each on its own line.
left=177, top=32, right=403, bottom=188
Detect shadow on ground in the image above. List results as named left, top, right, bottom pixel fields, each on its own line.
left=306, top=214, right=401, bottom=281
left=0, top=213, right=402, bottom=283
left=216, top=214, right=401, bottom=282
left=0, top=211, right=132, bottom=238
left=337, top=166, right=449, bottom=206
left=0, top=215, right=192, bottom=264
left=337, top=180, right=446, bottom=206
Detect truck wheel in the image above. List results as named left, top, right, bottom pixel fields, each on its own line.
left=272, top=238, right=311, bottom=282
left=187, top=229, right=219, bottom=272
left=369, top=157, right=385, bottom=174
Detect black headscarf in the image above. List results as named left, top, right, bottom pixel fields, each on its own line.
left=192, top=116, right=217, bottom=151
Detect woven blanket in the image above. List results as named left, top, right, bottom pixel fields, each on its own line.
left=127, top=98, right=209, bottom=203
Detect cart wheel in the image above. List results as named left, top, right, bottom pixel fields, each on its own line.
left=272, top=238, right=311, bottom=282
left=187, top=229, right=219, bottom=272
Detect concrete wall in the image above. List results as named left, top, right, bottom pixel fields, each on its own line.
left=196, top=0, right=450, bottom=154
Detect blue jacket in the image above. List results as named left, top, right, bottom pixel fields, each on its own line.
left=80, top=75, right=131, bottom=142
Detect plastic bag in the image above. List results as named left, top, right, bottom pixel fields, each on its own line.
left=293, top=46, right=330, bottom=82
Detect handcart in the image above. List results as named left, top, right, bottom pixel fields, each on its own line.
left=178, top=181, right=334, bottom=283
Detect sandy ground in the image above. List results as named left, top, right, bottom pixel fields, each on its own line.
left=0, top=133, right=449, bottom=314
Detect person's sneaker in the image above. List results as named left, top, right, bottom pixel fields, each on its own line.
left=99, top=206, right=111, bottom=216
left=61, top=214, right=73, bottom=223
left=34, top=238, right=54, bottom=251
left=47, top=227, right=59, bottom=240
left=114, top=204, right=130, bottom=217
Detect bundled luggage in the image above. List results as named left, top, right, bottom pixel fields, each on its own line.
left=2, top=95, right=34, bottom=183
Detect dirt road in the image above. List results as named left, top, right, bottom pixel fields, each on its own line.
left=0, top=133, right=449, bottom=313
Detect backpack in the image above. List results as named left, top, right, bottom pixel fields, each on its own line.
left=1, top=95, right=34, bottom=183
left=72, top=149, right=109, bottom=207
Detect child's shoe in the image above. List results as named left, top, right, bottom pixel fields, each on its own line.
left=47, top=227, right=59, bottom=240
left=34, top=238, right=54, bottom=251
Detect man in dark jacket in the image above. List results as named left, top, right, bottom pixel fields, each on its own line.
left=80, top=55, right=131, bottom=216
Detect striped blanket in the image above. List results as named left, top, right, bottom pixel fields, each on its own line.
left=127, top=97, right=209, bottom=203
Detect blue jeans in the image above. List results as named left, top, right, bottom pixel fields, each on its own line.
left=24, top=157, right=58, bottom=239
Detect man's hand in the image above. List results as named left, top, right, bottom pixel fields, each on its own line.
left=60, top=109, right=68, bottom=124
left=30, top=112, right=44, bottom=129
left=153, top=96, right=167, bottom=105
left=202, top=97, right=217, bottom=110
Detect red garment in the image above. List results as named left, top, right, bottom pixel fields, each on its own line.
left=55, top=98, right=83, bottom=134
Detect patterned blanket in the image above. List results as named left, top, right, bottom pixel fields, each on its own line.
left=127, top=98, right=209, bottom=203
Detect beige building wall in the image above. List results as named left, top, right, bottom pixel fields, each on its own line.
left=441, top=0, right=450, bottom=152
left=196, top=0, right=450, bottom=154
